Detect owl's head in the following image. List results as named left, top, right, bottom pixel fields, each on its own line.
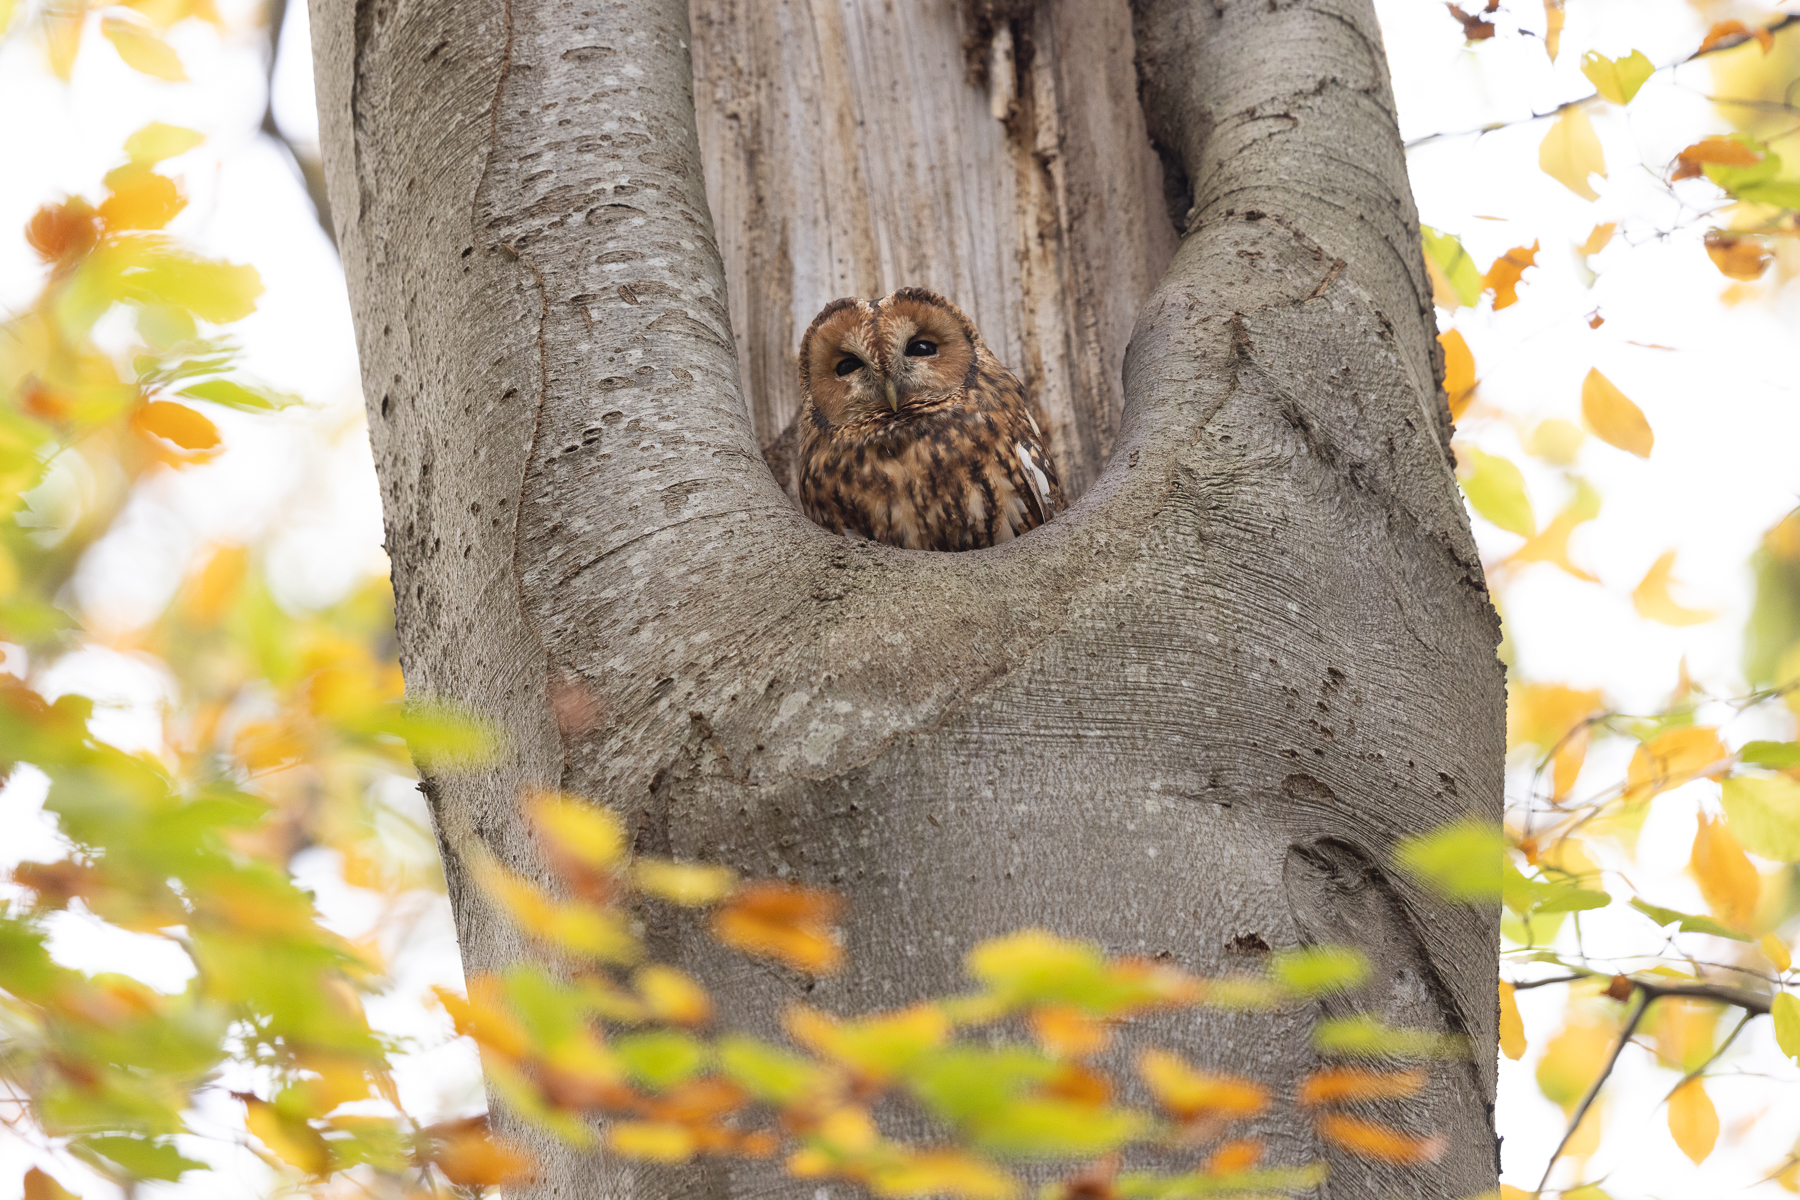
left=799, top=288, right=981, bottom=429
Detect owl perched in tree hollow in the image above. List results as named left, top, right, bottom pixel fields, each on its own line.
left=796, top=289, right=1064, bottom=551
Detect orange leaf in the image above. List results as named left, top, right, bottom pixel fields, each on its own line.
left=1483, top=242, right=1540, bottom=310
left=1699, top=19, right=1773, bottom=55
left=1543, top=0, right=1564, bottom=61
left=1438, top=329, right=1477, bottom=420
left=1029, top=1004, right=1113, bottom=1059
left=1667, top=1079, right=1719, bottom=1165
left=608, top=1121, right=698, bottom=1163
left=1445, top=3, right=1495, bottom=40
left=1315, top=1113, right=1446, bottom=1164
left=425, top=1118, right=536, bottom=1187
left=1580, top=368, right=1652, bottom=457
left=1625, top=726, right=1728, bottom=801
left=1674, top=136, right=1763, bottom=180
left=1632, top=551, right=1715, bottom=626
left=22, top=1168, right=78, bottom=1200
left=1205, top=1138, right=1264, bottom=1174
left=1691, top=815, right=1760, bottom=930
left=99, top=170, right=184, bottom=231
left=712, top=881, right=843, bottom=975
left=1297, top=1066, right=1427, bottom=1105
left=1705, top=232, right=1771, bottom=282
left=25, top=199, right=100, bottom=263
left=1499, top=981, right=1527, bottom=1060
left=1137, top=1049, right=1267, bottom=1121
left=136, top=400, right=221, bottom=451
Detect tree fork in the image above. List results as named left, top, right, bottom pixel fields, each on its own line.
left=311, top=0, right=1503, bottom=1194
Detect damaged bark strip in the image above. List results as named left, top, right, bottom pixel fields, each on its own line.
left=312, top=0, right=1502, bottom=1193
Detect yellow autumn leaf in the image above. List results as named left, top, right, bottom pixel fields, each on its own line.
left=713, top=881, right=843, bottom=974
left=98, top=170, right=185, bottom=231
left=1498, top=981, right=1526, bottom=1060
left=243, top=1096, right=332, bottom=1175
left=635, top=858, right=738, bottom=906
left=1631, top=551, right=1715, bottom=626
left=44, top=3, right=84, bottom=79
left=634, top=964, right=713, bottom=1026
left=1692, top=815, right=1760, bottom=930
left=1705, top=232, right=1771, bottom=282
left=1439, top=329, right=1477, bottom=419
left=1667, top=1079, right=1719, bottom=1165
left=1649, top=997, right=1723, bottom=1074
left=1580, top=49, right=1653, bottom=105
left=427, top=1121, right=536, bottom=1186
left=1509, top=479, right=1601, bottom=581
left=528, top=791, right=626, bottom=871
left=1543, top=0, right=1565, bottom=60
left=1762, top=932, right=1792, bottom=973
left=1205, top=1139, right=1264, bottom=1174
left=1537, top=1013, right=1616, bottom=1109
left=1540, top=106, right=1605, bottom=200
left=1028, top=1004, right=1112, bottom=1059
left=607, top=1121, right=697, bottom=1163
left=1483, top=242, right=1539, bottom=310
left=101, top=14, right=188, bottom=81
left=1526, top=417, right=1584, bottom=464
left=472, top=860, right=642, bottom=963
left=1578, top=223, right=1617, bottom=258
left=1580, top=368, right=1652, bottom=457
left=1508, top=681, right=1604, bottom=753
left=1625, top=726, right=1728, bottom=801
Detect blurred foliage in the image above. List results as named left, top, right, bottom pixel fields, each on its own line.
left=1427, top=4, right=1800, bottom=1194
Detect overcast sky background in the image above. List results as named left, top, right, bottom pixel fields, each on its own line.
left=1, top=0, right=1798, bottom=1195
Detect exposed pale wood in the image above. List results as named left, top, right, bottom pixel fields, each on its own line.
left=689, top=0, right=1175, bottom=498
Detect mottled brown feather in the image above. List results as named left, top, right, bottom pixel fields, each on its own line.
left=795, top=290, right=1065, bottom=552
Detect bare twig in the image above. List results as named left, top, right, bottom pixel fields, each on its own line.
left=1406, top=15, right=1800, bottom=150
left=1534, top=989, right=1650, bottom=1197
left=260, top=0, right=336, bottom=247
left=1662, top=1011, right=1754, bottom=1102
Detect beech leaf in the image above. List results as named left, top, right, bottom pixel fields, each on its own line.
left=1719, top=775, right=1800, bottom=861
left=1773, top=992, right=1800, bottom=1063
left=1540, top=107, right=1606, bottom=200
left=100, top=15, right=188, bottom=81
left=1456, top=445, right=1536, bottom=537
left=1498, top=981, right=1526, bottom=1060
left=1666, top=1079, right=1718, bottom=1165
left=1580, top=50, right=1653, bottom=105
left=1580, top=368, right=1652, bottom=457
left=1632, top=551, right=1715, bottom=626
left=1482, top=242, right=1539, bottom=310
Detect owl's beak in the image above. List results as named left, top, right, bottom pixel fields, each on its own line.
left=884, top=378, right=899, bottom=412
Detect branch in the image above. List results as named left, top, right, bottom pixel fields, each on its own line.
left=1663, top=1010, right=1754, bottom=1102
left=1406, top=15, right=1800, bottom=151
left=259, top=0, right=335, bottom=248
left=1507, top=969, right=1776, bottom=1016
left=1534, top=989, right=1649, bottom=1197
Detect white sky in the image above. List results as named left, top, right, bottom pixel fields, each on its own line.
left=1, top=0, right=1798, bottom=1196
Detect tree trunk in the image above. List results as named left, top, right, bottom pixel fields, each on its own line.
left=310, top=0, right=1503, bottom=1195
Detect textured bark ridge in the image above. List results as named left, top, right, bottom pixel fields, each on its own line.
left=311, top=0, right=1502, bottom=1195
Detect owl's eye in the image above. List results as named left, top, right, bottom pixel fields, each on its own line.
left=904, top=339, right=937, bottom=357
left=834, top=357, right=862, bottom=377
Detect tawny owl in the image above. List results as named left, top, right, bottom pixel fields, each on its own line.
left=795, top=289, right=1064, bottom=551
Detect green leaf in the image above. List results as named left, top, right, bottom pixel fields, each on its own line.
left=1580, top=50, right=1653, bottom=104
left=1704, top=141, right=1780, bottom=194
left=1739, top=741, right=1800, bottom=770
left=966, top=1098, right=1144, bottom=1160
left=72, top=1135, right=206, bottom=1181
left=908, top=1046, right=1058, bottom=1125
left=179, top=378, right=297, bottom=411
left=124, top=123, right=204, bottom=165
left=1422, top=226, right=1481, bottom=307
left=613, top=1030, right=707, bottom=1091
left=717, top=1035, right=827, bottom=1105
left=1773, top=992, right=1800, bottom=1064
left=1628, top=898, right=1752, bottom=942
left=1312, top=1014, right=1467, bottom=1059
left=1397, top=817, right=1505, bottom=901
left=1269, top=945, right=1369, bottom=996
left=1720, top=775, right=1800, bottom=861
left=1533, top=883, right=1610, bottom=915
left=1734, top=181, right=1800, bottom=209
left=1457, top=446, right=1536, bottom=537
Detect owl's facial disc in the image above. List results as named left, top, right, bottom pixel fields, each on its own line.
left=876, top=296, right=977, bottom=407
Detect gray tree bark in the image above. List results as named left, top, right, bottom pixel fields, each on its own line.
left=310, top=0, right=1503, bottom=1196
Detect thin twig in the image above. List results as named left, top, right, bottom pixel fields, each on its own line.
left=1407, top=15, right=1800, bottom=150
left=1534, top=989, right=1650, bottom=1198
left=1662, top=1010, right=1754, bottom=1102
left=259, top=0, right=336, bottom=247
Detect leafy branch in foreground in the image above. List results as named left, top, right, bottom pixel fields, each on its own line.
left=441, top=791, right=1463, bottom=1200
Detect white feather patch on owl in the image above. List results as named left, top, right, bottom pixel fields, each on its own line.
left=1015, top=442, right=1055, bottom=519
